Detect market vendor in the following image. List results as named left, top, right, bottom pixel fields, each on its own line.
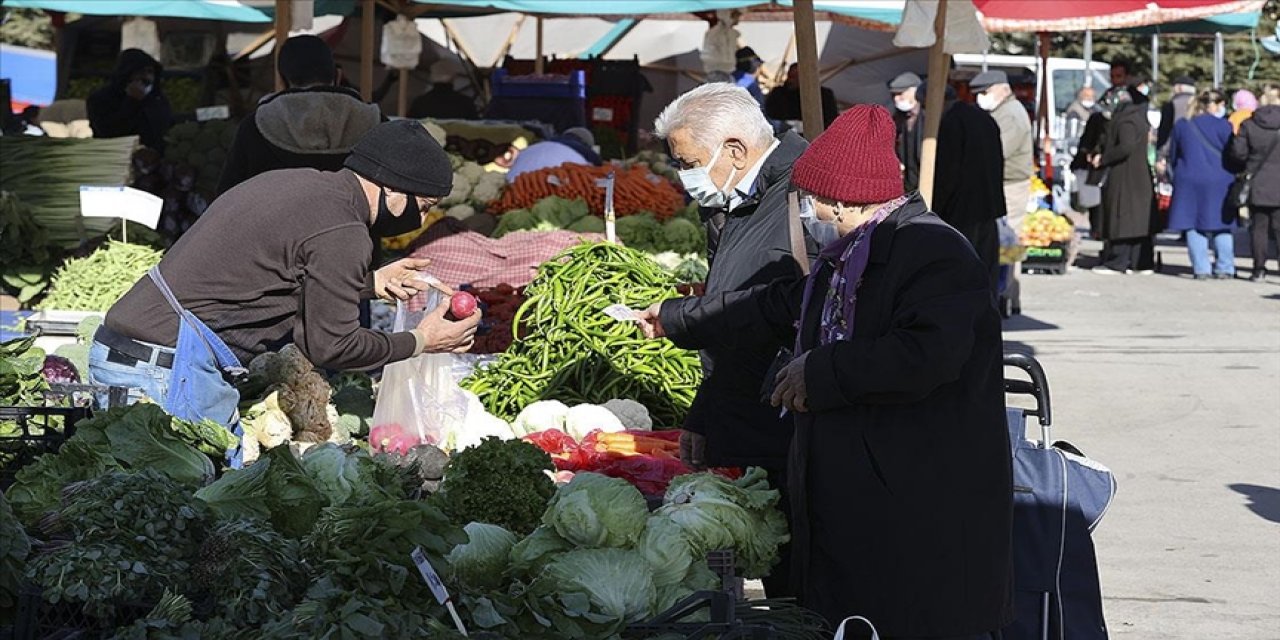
left=505, top=127, right=603, bottom=183
left=86, top=49, right=172, bottom=151
left=651, top=83, right=815, bottom=598
left=89, top=120, right=481, bottom=459
left=638, top=106, right=1013, bottom=638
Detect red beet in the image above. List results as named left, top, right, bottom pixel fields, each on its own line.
left=448, top=291, right=478, bottom=320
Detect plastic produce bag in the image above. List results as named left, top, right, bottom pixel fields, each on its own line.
left=997, top=217, right=1026, bottom=265
left=381, top=15, right=422, bottom=69
left=369, top=290, right=470, bottom=453
left=700, top=11, right=739, bottom=74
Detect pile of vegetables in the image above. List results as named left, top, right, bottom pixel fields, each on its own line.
left=36, top=241, right=163, bottom=312
left=491, top=164, right=685, bottom=220
left=461, top=242, right=702, bottom=427
left=471, top=284, right=525, bottom=354
left=620, top=150, right=679, bottom=185
left=0, top=191, right=59, bottom=304
left=440, top=155, right=508, bottom=221
left=164, top=119, right=238, bottom=200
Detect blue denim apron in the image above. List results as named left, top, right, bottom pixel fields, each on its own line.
left=148, top=267, right=248, bottom=468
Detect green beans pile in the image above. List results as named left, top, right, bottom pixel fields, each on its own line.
left=37, top=241, right=163, bottom=312
left=461, top=242, right=702, bottom=428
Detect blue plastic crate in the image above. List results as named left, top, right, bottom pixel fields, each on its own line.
left=491, top=69, right=586, bottom=100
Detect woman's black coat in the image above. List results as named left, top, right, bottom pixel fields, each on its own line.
left=670, top=195, right=1013, bottom=635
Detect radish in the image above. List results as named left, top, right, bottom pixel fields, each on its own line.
left=448, top=291, right=478, bottom=320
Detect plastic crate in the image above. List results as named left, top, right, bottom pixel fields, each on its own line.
left=0, top=405, right=87, bottom=490
left=1022, top=241, right=1069, bottom=275
left=490, top=69, right=586, bottom=99
left=10, top=585, right=152, bottom=640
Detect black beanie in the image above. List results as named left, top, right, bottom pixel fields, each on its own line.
left=277, top=35, right=335, bottom=87
left=344, top=120, right=453, bottom=197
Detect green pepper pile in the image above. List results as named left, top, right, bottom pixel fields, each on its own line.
left=461, top=242, right=701, bottom=427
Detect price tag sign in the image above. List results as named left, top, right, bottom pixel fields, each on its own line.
left=411, top=546, right=450, bottom=605
left=79, top=186, right=162, bottom=229
left=195, top=105, right=230, bottom=122
left=602, top=303, right=640, bottom=323
left=592, top=107, right=614, bottom=122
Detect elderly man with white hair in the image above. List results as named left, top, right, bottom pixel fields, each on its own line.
left=649, top=82, right=814, bottom=597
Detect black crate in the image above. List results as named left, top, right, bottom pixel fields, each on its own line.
left=1022, top=242, right=1069, bottom=275
left=0, top=405, right=87, bottom=490
left=10, top=585, right=151, bottom=640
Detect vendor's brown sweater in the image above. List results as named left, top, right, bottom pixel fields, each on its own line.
left=106, top=168, right=417, bottom=370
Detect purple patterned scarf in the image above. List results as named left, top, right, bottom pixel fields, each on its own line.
left=797, top=195, right=910, bottom=351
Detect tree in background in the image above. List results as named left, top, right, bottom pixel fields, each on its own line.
left=0, top=8, right=54, bottom=50
left=988, top=0, right=1279, bottom=102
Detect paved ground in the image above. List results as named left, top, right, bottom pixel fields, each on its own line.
left=1006, top=235, right=1280, bottom=639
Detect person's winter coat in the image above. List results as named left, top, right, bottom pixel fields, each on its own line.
left=1157, top=91, right=1195, bottom=150
left=932, top=101, right=1004, bottom=286
left=1229, top=104, right=1280, bottom=208
left=1071, top=113, right=1111, bottom=232
left=894, top=108, right=924, bottom=192
left=658, top=131, right=816, bottom=468
left=1098, top=103, right=1157, bottom=241
left=668, top=195, right=1013, bottom=634
left=216, top=86, right=382, bottom=195
left=86, top=49, right=172, bottom=151
left=1167, top=113, right=1236, bottom=231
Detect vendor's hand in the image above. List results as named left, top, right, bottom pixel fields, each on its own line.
left=636, top=302, right=666, bottom=339
left=375, top=257, right=448, bottom=302
left=770, top=351, right=810, bottom=413
left=126, top=79, right=148, bottom=101
left=1089, top=154, right=1102, bottom=168
left=679, top=430, right=707, bottom=470
left=415, top=299, right=481, bottom=353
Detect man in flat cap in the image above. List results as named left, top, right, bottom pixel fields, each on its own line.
left=889, top=71, right=924, bottom=191
left=971, top=70, right=1033, bottom=300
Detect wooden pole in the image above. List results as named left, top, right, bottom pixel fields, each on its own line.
left=398, top=68, right=409, bottom=116
left=492, top=15, right=527, bottom=67
left=361, top=0, right=375, bottom=103
left=792, top=0, right=823, bottom=140
left=917, top=0, right=949, bottom=208
left=274, top=0, right=291, bottom=92
left=535, top=16, right=545, bottom=74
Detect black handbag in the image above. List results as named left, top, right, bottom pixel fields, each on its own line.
left=1230, top=129, right=1280, bottom=207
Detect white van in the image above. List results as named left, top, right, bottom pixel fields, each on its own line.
left=952, top=54, right=1112, bottom=143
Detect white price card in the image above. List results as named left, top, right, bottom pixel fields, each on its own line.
left=195, top=105, right=230, bottom=121
left=411, top=546, right=450, bottom=605
left=79, top=186, right=162, bottom=229
left=602, top=303, right=640, bottom=323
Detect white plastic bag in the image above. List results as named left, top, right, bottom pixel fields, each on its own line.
left=832, top=616, right=881, bottom=640
left=381, top=15, right=422, bottom=70
left=122, top=17, right=161, bottom=60
left=892, top=0, right=990, bottom=54
left=700, top=11, right=740, bottom=74
left=369, top=291, right=468, bottom=453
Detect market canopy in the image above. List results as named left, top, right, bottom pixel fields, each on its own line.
left=971, top=0, right=1266, bottom=32
left=0, top=0, right=272, bottom=22
left=413, top=0, right=907, bottom=25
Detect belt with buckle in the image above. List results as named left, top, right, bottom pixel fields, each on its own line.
left=95, top=325, right=175, bottom=369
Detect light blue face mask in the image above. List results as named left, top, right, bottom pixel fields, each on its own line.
left=798, top=194, right=841, bottom=247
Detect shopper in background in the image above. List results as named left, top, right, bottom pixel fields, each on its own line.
left=970, top=70, right=1032, bottom=302
left=217, top=35, right=382, bottom=195
left=87, top=49, right=172, bottom=151
left=1065, top=85, right=1100, bottom=137
left=889, top=71, right=923, bottom=192
left=506, top=127, right=602, bottom=183
left=929, top=81, right=1005, bottom=293
left=408, top=60, right=479, bottom=121
left=1071, top=107, right=1112, bottom=237
left=640, top=105, right=1012, bottom=638
left=1091, top=86, right=1158, bottom=274
left=1166, top=90, right=1237, bottom=280
left=1229, top=89, right=1258, bottom=134
left=1228, top=84, right=1280, bottom=282
left=1109, top=58, right=1135, bottom=88
left=764, top=62, right=839, bottom=129
left=650, top=83, right=813, bottom=598
left=732, top=47, right=766, bottom=106
left=1157, top=75, right=1199, bottom=151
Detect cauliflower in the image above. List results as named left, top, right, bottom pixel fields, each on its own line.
left=649, top=251, right=683, bottom=273
left=447, top=391, right=517, bottom=451
left=446, top=204, right=477, bottom=220
left=441, top=175, right=473, bottom=207
left=602, top=399, right=652, bottom=431
left=564, top=403, right=625, bottom=442
left=456, top=162, right=486, bottom=184
left=511, top=400, right=571, bottom=437
left=423, top=120, right=447, bottom=146
left=241, top=391, right=291, bottom=464
left=471, top=172, right=506, bottom=204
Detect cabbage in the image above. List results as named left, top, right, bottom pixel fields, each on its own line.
left=301, top=443, right=399, bottom=506
left=533, top=548, right=656, bottom=630
left=656, top=560, right=720, bottom=612
left=656, top=467, right=790, bottom=579
left=542, top=472, right=647, bottom=549
left=507, top=525, right=571, bottom=577
left=447, top=522, right=518, bottom=591
left=636, top=516, right=695, bottom=588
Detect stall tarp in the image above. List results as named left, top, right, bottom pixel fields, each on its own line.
left=0, top=44, right=56, bottom=109
left=972, top=0, right=1266, bottom=32
left=1, top=0, right=272, bottom=22
left=413, top=0, right=759, bottom=15
left=1120, top=10, right=1262, bottom=33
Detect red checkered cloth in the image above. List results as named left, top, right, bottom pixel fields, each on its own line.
left=404, top=219, right=603, bottom=311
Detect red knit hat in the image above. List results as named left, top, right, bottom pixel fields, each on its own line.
left=791, top=104, right=905, bottom=205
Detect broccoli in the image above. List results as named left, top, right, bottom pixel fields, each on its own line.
left=661, top=218, right=705, bottom=255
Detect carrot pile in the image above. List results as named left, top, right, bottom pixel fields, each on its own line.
left=492, top=163, right=685, bottom=220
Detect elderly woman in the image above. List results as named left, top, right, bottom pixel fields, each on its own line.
left=641, top=105, right=1012, bottom=639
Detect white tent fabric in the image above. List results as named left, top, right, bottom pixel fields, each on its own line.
left=893, top=0, right=989, bottom=54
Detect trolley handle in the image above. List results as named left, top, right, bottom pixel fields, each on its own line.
left=1002, top=352, right=1052, bottom=429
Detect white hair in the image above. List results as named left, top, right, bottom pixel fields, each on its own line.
left=653, top=83, right=775, bottom=152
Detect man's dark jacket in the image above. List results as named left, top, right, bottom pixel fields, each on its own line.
left=217, top=86, right=382, bottom=195
left=659, top=131, right=816, bottom=468
left=933, top=101, right=1005, bottom=289
left=87, top=49, right=172, bottom=151
left=665, top=195, right=1013, bottom=635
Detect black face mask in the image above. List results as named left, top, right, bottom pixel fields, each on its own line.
left=370, top=187, right=423, bottom=238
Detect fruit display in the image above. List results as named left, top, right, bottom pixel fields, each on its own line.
left=1019, top=209, right=1074, bottom=248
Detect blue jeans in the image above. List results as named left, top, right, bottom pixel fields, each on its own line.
left=1186, top=229, right=1235, bottom=276
left=87, top=339, right=174, bottom=405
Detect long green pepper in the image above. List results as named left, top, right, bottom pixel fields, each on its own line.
left=460, top=242, right=702, bottom=427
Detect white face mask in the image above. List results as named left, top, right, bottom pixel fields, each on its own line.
left=1080, top=100, right=1096, bottom=109
left=894, top=98, right=916, bottom=113
left=141, top=83, right=154, bottom=95
left=798, top=195, right=841, bottom=247
left=976, top=92, right=998, bottom=111
left=677, top=143, right=738, bottom=209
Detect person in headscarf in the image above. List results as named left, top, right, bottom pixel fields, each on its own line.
left=87, top=49, right=172, bottom=151
left=1090, top=86, right=1158, bottom=274
left=1229, top=89, right=1258, bottom=134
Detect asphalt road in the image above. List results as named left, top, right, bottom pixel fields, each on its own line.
left=1006, top=237, right=1280, bottom=639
